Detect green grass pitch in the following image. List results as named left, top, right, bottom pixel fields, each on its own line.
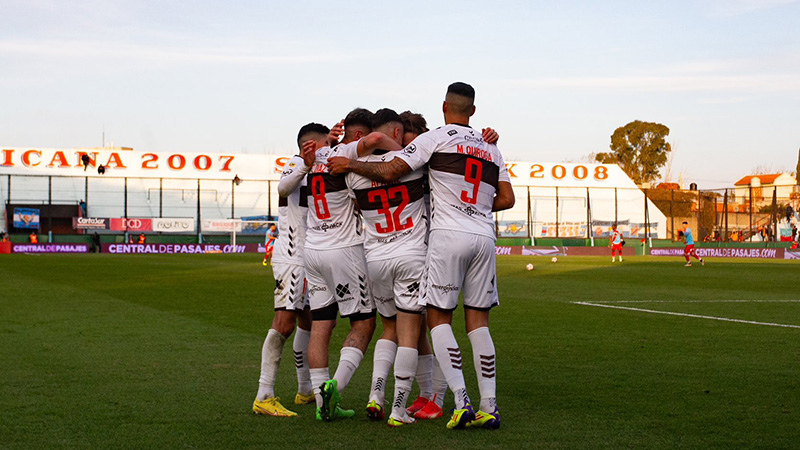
left=1, top=254, right=799, bottom=449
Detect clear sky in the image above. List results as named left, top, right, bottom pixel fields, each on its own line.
left=1, top=0, right=799, bottom=188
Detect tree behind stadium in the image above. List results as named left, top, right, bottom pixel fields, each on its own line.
left=596, top=120, right=671, bottom=185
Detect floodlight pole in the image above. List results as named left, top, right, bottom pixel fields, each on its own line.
left=586, top=187, right=593, bottom=247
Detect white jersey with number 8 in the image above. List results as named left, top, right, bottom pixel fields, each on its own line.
left=304, top=142, right=364, bottom=250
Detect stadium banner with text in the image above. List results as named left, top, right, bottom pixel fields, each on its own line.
left=649, top=247, right=785, bottom=259
left=13, top=208, right=40, bottom=229
left=152, top=218, right=196, bottom=233
left=201, top=219, right=242, bottom=233
left=73, top=217, right=109, bottom=230
left=101, top=243, right=260, bottom=254
left=12, top=243, right=89, bottom=253
left=109, top=218, right=153, bottom=232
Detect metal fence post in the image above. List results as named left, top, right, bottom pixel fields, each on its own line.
left=197, top=178, right=202, bottom=243
left=526, top=186, right=531, bottom=242
left=614, top=188, right=618, bottom=225
left=749, top=186, right=753, bottom=241
left=84, top=176, right=89, bottom=217
left=231, top=179, right=235, bottom=219
left=586, top=187, right=592, bottom=246
left=555, top=186, right=559, bottom=238
left=48, top=176, right=52, bottom=242
left=159, top=178, right=163, bottom=218
left=670, top=189, right=674, bottom=241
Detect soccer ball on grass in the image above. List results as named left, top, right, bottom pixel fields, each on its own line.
left=526, top=263, right=534, bottom=271
left=551, top=257, right=558, bottom=263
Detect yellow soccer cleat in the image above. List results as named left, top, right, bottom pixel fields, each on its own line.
left=295, top=392, right=315, bottom=405
left=253, top=397, right=297, bottom=417
left=446, top=404, right=475, bottom=430
left=387, top=413, right=416, bottom=427
left=467, top=409, right=501, bottom=430
left=366, top=400, right=385, bottom=421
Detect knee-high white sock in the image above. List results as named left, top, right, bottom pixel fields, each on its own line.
left=369, top=339, right=397, bottom=404
left=416, top=354, right=434, bottom=400
left=310, top=367, right=330, bottom=408
left=391, top=347, right=418, bottom=419
left=431, top=357, right=448, bottom=408
left=257, top=329, right=286, bottom=400
left=430, top=324, right=470, bottom=409
left=293, top=328, right=312, bottom=395
left=333, top=347, right=364, bottom=393
left=468, top=326, right=497, bottom=412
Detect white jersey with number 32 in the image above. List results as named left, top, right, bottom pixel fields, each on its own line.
left=346, top=150, right=427, bottom=262
left=395, top=124, right=509, bottom=240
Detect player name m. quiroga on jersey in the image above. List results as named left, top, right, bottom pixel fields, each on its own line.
left=305, top=142, right=364, bottom=250
left=272, top=155, right=309, bottom=265
left=346, top=150, right=428, bottom=262
left=395, top=124, right=509, bottom=239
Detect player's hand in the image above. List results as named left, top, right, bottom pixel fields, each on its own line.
left=482, top=127, right=499, bottom=144
left=328, top=120, right=344, bottom=146
left=327, top=156, right=352, bottom=175
left=301, top=140, right=320, bottom=167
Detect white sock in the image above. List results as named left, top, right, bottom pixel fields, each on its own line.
left=468, top=327, right=497, bottom=412
left=431, top=357, right=448, bottom=408
left=310, top=367, right=330, bottom=408
left=416, top=354, right=434, bottom=400
left=369, top=339, right=397, bottom=404
left=257, top=329, right=286, bottom=400
left=391, top=347, right=418, bottom=419
left=333, top=347, right=364, bottom=393
left=430, top=324, right=470, bottom=409
left=293, top=327, right=312, bottom=395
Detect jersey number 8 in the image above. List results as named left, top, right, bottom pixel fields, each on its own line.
left=311, top=177, right=331, bottom=219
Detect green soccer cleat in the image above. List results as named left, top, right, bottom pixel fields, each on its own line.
left=333, top=405, right=355, bottom=419
left=319, top=379, right=340, bottom=421
left=446, top=404, right=475, bottom=430
left=387, top=413, right=416, bottom=427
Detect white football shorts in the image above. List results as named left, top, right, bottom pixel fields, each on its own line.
left=272, top=262, right=308, bottom=311
left=367, top=254, right=425, bottom=316
left=421, top=229, right=499, bottom=311
left=304, top=245, right=374, bottom=318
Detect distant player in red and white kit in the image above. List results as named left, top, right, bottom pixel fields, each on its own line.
left=680, top=221, right=704, bottom=267
left=302, top=108, right=377, bottom=421
left=252, top=123, right=327, bottom=417
left=262, top=224, right=277, bottom=266
left=328, top=82, right=515, bottom=430
left=609, top=224, right=623, bottom=262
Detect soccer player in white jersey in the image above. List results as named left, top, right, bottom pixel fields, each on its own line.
left=252, top=123, right=328, bottom=417
left=343, top=108, right=429, bottom=426
left=302, top=108, right=378, bottom=421
left=328, top=82, right=515, bottom=430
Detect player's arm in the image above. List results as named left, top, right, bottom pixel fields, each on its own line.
left=492, top=181, right=515, bottom=212
left=328, top=157, right=413, bottom=183
left=357, top=132, right=403, bottom=157
left=277, top=159, right=311, bottom=197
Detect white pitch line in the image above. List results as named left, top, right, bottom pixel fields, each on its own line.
left=573, top=302, right=800, bottom=329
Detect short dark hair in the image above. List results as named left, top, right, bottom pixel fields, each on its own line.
left=296, top=123, right=330, bottom=147
left=343, top=108, right=373, bottom=130
left=399, top=111, right=428, bottom=135
left=682, top=221, right=689, bottom=225
left=447, top=82, right=475, bottom=100
left=371, top=108, right=402, bottom=129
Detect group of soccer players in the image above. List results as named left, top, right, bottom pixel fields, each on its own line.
left=253, top=82, right=515, bottom=430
